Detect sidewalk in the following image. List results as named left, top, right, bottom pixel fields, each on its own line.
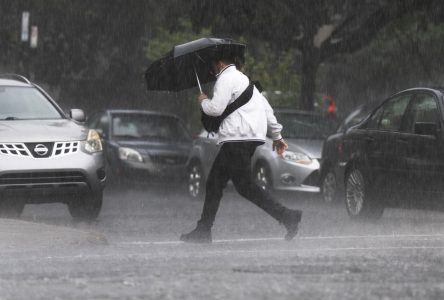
left=0, top=219, right=107, bottom=252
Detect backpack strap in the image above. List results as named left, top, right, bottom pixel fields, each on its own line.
left=219, top=82, right=254, bottom=120
left=201, top=81, right=257, bottom=133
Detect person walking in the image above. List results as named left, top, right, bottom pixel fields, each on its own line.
left=180, top=53, right=302, bottom=243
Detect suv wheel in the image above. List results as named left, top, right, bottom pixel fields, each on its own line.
left=254, top=162, right=273, bottom=192
left=345, top=166, right=384, bottom=220
left=321, top=169, right=337, bottom=203
left=188, top=161, right=205, bottom=199
left=68, top=192, right=103, bottom=221
left=0, top=198, right=24, bottom=218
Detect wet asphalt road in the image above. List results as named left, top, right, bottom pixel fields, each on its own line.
left=2, top=184, right=444, bottom=299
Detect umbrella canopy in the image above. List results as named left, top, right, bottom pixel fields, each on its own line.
left=145, top=38, right=245, bottom=92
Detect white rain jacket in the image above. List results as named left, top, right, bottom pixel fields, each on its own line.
left=201, top=65, right=283, bottom=144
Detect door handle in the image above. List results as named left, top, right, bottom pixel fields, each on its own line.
left=397, top=138, right=408, bottom=144
left=365, top=137, right=375, bottom=143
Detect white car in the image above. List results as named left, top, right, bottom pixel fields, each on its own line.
left=186, top=109, right=337, bottom=199
left=0, top=74, right=105, bottom=220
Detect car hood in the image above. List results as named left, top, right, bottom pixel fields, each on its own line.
left=115, top=139, right=192, bottom=156
left=0, top=119, right=87, bottom=143
left=285, top=138, right=324, bottom=159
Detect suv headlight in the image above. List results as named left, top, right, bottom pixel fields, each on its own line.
left=282, top=151, right=312, bottom=165
left=84, top=129, right=103, bottom=153
left=118, top=147, right=143, bottom=163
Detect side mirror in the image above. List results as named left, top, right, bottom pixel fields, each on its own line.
left=69, top=109, right=86, bottom=123
left=414, top=122, right=437, bottom=136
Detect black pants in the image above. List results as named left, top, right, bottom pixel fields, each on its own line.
left=198, top=141, right=287, bottom=228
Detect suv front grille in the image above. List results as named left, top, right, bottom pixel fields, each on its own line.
left=0, top=171, right=86, bottom=185
left=52, top=142, right=80, bottom=156
left=0, top=142, right=79, bottom=158
left=0, top=143, right=30, bottom=157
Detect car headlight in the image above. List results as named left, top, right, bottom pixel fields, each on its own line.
left=84, top=129, right=103, bottom=153
left=118, top=147, right=143, bottom=163
left=282, top=151, right=312, bottom=165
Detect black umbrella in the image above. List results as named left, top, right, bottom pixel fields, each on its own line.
left=144, top=37, right=245, bottom=92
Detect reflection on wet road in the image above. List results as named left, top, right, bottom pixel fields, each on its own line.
left=5, top=184, right=444, bottom=299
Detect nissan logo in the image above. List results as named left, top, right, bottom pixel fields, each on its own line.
left=34, top=144, right=49, bottom=156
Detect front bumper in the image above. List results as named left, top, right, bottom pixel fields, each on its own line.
left=271, top=157, right=321, bottom=193
left=0, top=150, right=105, bottom=203
left=112, top=159, right=188, bottom=183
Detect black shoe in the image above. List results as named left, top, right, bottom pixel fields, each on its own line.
left=282, top=209, right=302, bottom=241
left=180, top=225, right=212, bottom=244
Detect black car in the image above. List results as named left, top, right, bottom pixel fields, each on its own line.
left=339, top=88, right=444, bottom=219
left=320, top=102, right=380, bottom=203
left=88, top=110, right=192, bottom=185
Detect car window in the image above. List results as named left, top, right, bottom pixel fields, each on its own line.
left=275, top=112, right=336, bottom=139
left=401, top=93, right=439, bottom=133
left=111, top=113, right=191, bottom=142
left=367, top=94, right=411, bottom=131
left=339, top=104, right=374, bottom=132
left=0, top=86, right=62, bottom=120
left=366, top=105, right=384, bottom=129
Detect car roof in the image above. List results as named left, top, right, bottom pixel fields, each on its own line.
left=0, top=74, right=33, bottom=87
left=0, top=78, right=32, bottom=87
left=390, top=87, right=444, bottom=97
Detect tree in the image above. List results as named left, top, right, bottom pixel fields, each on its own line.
left=190, top=0, right=434, bottom=111
left=0, top=0, right=165, bottom=111
left=319, top=10, right=444, bottom=113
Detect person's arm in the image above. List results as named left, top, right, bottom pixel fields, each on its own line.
left=200, top=77, right=232, bottom=117
left=261, top=93, right=288, bottom=156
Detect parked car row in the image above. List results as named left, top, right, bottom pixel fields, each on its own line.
left=2, top=73, right=442, bottom=221
left=0, top=74, right=194, bottom=221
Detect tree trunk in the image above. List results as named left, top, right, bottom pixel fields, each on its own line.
left=299, top=46, right=320, bottom=111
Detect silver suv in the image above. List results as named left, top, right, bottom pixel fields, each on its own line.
left=0, top=74, right=105, bottom=220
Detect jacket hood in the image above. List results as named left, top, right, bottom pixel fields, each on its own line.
left=0, top=119, right=88, bottom=143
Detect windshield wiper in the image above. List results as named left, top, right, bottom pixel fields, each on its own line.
left=3, top=117, right=20, bottom=120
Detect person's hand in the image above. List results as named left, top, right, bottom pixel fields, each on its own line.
left=197, top=93, right=208, bottom=104
left=272, top=138, right=288, bottom=157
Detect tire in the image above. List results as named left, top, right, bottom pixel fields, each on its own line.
left=0, top=198, right=24, bottom=218
left=254, top=162, right=273, bottom=193
left=321, top=169, right=338, bottom=203
left=68, top=192, right=103, bottom=221
left=345, top=166, right=384, bottom=220
left=187, top=161, right=205, bottom=200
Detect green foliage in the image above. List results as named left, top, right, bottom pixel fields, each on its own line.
left=243, top=43, right=300, bottom=108
left=145, top=21, right=301, bottom=109
left=319, top=11, right=444, bottom=114
left=145, top=19, right=211, bottom=61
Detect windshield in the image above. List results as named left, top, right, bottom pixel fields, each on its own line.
left=111, top=113, right=191, bottom=142
left=338, top=103, right=376, bottom=132
left=275, top=112, right=337, bottom=140
left=0, top=86, right=63, bottom=120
